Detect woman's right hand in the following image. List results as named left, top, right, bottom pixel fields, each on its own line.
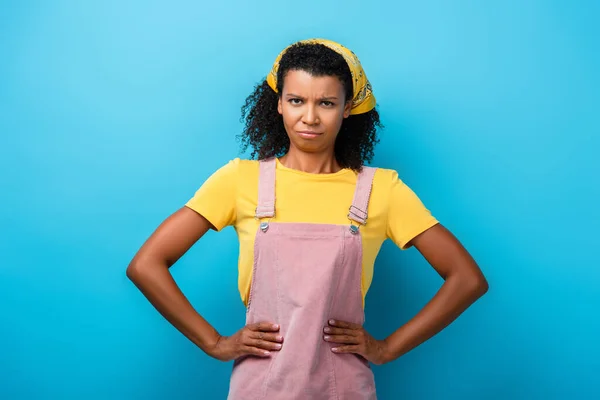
left=209, top=322, right=283, bottom=361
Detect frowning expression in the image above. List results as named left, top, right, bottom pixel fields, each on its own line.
left=277, top=69, right=352, bottom=154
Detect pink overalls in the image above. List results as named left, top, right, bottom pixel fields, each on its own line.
left=227, top=158, right=378, bottom=399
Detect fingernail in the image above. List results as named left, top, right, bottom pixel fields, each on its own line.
left=332, top=348, right=339, bottom=352
left=275, top=343, right=282, bottom=349
left=324, top=327, right=331, bottom=333
left=264, top=351, right=271, bottom=355
left=276, top=336, right=283, bottom=342
left=324, top=335, right=331, bottom=340
left=329, top=320, right=335, bottom=325
left=273, top=324, right=279, bottom=329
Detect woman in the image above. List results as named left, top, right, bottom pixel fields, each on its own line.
left=127, top=38, right=489, bottom=399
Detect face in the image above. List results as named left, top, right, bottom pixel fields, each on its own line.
left=277, top=69, right=352, bottom=155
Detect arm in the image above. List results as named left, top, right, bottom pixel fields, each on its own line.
left=126, top=207, right=222, bottom=353
left=126, top=207, right=282, bottom=361
left=380, top=223, right=489, bottom=362
left=324, top=223, right=488, bottom=364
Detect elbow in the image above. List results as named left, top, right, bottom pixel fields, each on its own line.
left=466, top=273, right=489, bottom=299
left=126, top=258, right=147, bottom=283
left=449, top=269, right=488, bottom=300
left=126, top=255, right=169, bottom=283
left=126, top=261, right=140, bottom=282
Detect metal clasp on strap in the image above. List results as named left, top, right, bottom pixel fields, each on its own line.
left=348, top=205, right=367, bottom=234
left=348, top=204, right=367, bottom=223
left=255, top=207, right=273, bottom=233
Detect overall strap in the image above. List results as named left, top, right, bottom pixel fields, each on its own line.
left=348, top=166, right=377, bottom=225
left=255, top=158, right=277, bottom=219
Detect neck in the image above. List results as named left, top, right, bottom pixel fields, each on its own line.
left=279, top=148, right=341, bottom=174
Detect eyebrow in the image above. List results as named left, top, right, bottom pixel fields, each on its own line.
left=286, top=93, right=339, bottom=100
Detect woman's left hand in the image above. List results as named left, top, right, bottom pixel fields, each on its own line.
left=323, top=319, right=391, bottom=365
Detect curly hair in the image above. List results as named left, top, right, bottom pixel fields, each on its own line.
left=238, top=42, right=383, bottom=171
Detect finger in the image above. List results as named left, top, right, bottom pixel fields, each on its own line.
left=248, top=322, right=280, bottom=332
left=246, top=338, right=283, bottom=351
left=324, top=334, right=360, bottom=345
left=323, top=326, right=358, bottom=336
left=328, top=319, right=361, bottom=330
left=331, top=345, right=361, bottom=354
left=250, top=331, right=284, bottom=343
left=242, top=346, right=272, bottom=357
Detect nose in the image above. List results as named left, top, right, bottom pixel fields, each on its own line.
left=302, top=104, right=319, bottom=125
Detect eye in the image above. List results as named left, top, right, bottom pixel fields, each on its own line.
left=288, top=98, right=302, bottom=105
left=321, top=101, right=334, bottom=107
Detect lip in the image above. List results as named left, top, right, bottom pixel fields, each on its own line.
left=296, top=131, right=323, bottom=139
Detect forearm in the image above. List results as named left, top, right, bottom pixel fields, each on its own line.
left=127, top=261, right=220, bottom=353
left=383, top=274, right=487, bottom=362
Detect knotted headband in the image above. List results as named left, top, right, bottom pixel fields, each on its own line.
left=266, top=38, right=376, bottom=115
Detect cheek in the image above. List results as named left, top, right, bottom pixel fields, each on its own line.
left=281, top=104, right=299, bottom=123
left=329, top=112, right=346, bottom=129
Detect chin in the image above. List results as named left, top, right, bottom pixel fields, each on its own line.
left=288, top=138, right=326, bottom=153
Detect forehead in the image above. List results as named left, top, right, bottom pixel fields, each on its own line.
left=281, top=70, right=344, bottom=96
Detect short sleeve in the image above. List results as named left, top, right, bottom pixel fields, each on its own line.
left=185, top=159, right=238, bottom=231
left=386, top=172, right=439, bottom=250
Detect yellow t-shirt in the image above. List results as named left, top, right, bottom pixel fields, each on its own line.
left=185, top=158, right=439, bottom=307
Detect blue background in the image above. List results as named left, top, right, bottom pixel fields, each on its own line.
left=1, top=1, right=598, bottom=398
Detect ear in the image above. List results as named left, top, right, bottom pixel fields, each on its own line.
left=343, top=100, right=352, bottom=118
left=277, top=96, right=283, bottom=115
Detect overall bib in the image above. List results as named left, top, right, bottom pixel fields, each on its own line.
left=227, top=158, right=378, bottom=400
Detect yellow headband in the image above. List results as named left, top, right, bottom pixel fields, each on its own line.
left=266, top=38, right=376, bottom=115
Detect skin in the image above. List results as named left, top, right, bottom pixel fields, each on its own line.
left=276, top=69, right=352, bottom=174
left=323, top=222, right=488, bottom=365
left=126, top=69, right=489, bottom=365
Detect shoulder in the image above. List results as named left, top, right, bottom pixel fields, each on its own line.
left=369, top=166, right=424, bottom=207
left=370, top=166, right=405, bottom=189
left=212, top=157, right=260, bottom=177
left=192, top=158, right=260, bottom=191
left=234, top=158, right=261, bottom=180
left=230, top=157, right=259, bottom=167
left=217, top=157, right=257, bottom=169
left=217, top=158, right=261, bottom=194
